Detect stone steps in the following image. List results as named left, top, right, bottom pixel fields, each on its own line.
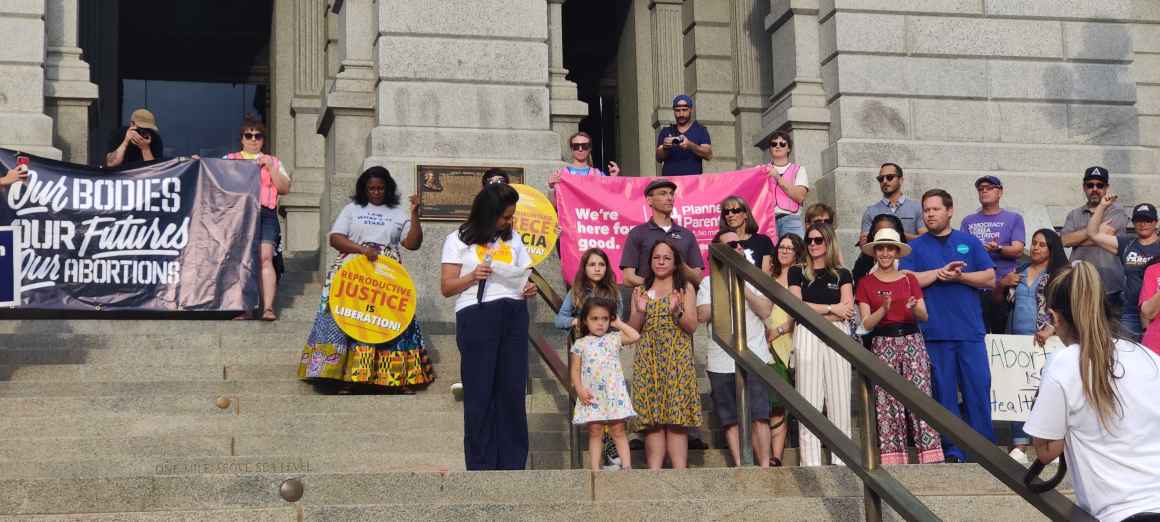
left=0, top=467, right=1068, bottom=518
left=0, top=508, right=299, bottom=521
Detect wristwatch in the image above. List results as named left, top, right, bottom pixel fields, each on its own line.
left=776, top=325, right=785, bottom=336
left=826, top=305, right=832, bottom=314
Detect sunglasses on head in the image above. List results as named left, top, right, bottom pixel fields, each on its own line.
left=1085, top=182, right=1106, bottom=190
left=807, top=236, right=826, bottom=245
left=723, top=207, right=746, bottom=215
left=570, top=142, right=591, bottom=151
left=770, top=141, right=789, bottom=149
left=243, top=132, right=264, bottom=140
left=876, top=174, right=898, bottom=183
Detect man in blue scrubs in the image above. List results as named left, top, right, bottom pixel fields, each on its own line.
left=900, top=189, right=996, bottom=462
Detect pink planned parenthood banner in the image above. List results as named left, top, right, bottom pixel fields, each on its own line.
left=555, top=169, right=778, bottom=282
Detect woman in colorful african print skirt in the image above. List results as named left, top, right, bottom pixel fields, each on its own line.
left=297, top=166, right=434, bottom=392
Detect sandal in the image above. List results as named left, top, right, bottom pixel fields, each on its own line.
left=770, top=457, right=782, bottom=467
left=260, top=308, right=277, bottom=321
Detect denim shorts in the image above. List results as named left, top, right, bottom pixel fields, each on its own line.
left=260, top=207, right=281, bottom=245
left=708, top=371, right=772, bottom=426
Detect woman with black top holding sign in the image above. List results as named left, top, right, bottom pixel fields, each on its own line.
left=789, top=223, right=855, bottom=466
left=856, top=228, right=944, bottom=464
left=440, top=183, right=538, bottom=470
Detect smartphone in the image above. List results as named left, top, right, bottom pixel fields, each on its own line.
left=15, top=155, right=29, bottom=173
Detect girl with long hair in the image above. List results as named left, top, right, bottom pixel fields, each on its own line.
left=789, top=223, right=855, bottom=466
left=1025, top=262, right=1160, bottom=521
left=554, top=248, right=622, bottom=332
left=764, top=233, right=805, bottom=466
left=298, top=166, right=431, bottom=392
left=718, top=195, right=775, bottom=274
left=439, top=183, right=538, bottom=470
left=627, top=240, right=701, bottom=469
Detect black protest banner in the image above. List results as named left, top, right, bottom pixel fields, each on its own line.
left=0, top=150, right=262, bottom=312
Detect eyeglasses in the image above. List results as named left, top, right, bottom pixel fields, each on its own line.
left=876, top=174, right=898, bottom=183
left=770, top=141, right=789, bottom=149
left=806, top=236, right=826, bottom=245
left=810, top=218, right=833, bottom=225
left=243, top=132, right=264, bottom=140
left=570, top=142, right=591, bottom=151
left=723, top=208, right=746, bottom=215
left=725, top=240, right=743, bottom=249
left=1085, top=182, right=1106, bottom=190
left=777, top=246, right=796, bottom=252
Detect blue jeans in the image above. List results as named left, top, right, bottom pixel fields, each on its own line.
left=1122, top=309, right=1143, bottom=342
left=776, top=213, right=804, bottom=240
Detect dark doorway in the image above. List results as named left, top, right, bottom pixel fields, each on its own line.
left=81, top=1, right=272, bottom=165
left=562, top=1, right=631, bottom=171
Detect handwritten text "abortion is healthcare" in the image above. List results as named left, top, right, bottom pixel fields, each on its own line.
left=6, top=171, right=189, bottom=290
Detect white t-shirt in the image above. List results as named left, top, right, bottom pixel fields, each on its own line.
left=329, top=202, right=411, bottom=246
left=1024, top=339, right=1160, bottom=522
left=441, top=231, right=532, bottom=312
left=696, top=277, right=772, bottom=373
left=773, top=163, right=809, bottom=216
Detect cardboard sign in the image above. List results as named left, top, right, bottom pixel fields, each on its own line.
left=511, top=184, right=558, bottom=266
left=988, top=334, right=1065, bottom=422
left=328, top=255, right=417, bottom=344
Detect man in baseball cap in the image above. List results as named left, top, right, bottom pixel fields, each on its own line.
left=655, top=94, right=713, bottom=176
left=960, top=175, right=1025, bottom=334
left=1080, top=189, right=1157, bottom=341
left=105, top=108, right=165, bottom=168
left=1061, top=165, right=1130, bottom=310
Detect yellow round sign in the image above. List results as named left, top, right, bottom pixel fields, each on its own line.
left=328, top=254, right=417, bottom=344
left=511, top=183, right=558, bottom=266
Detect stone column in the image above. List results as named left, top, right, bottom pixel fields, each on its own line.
left=44, top=0, right=97, bottom=164
left=682, top=0, right=736, bottom=172
left=548, top=0, right=588, bottom=160
left=649, top=0, right=684, bottom=133
left=762, top=0, right=830, bottom=235
left=316, top=0, right=377, bottom=272
left=273, top=0, right=327, bottom=254
left=730, top=0, right=768, bottom=167
left=0, top=2, right=61, bottom=159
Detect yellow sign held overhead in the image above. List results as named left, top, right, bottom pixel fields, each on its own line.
left=511, top=183, right=558, bottom=266
left=328, top=255, right=417, bottom=344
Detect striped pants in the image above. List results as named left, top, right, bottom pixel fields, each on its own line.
left=793, top=320, right=852, bottom=466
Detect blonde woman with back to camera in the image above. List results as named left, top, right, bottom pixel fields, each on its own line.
left=1024, top=261, right=1160, bottom=522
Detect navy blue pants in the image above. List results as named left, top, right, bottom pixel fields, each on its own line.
left=926, top=339, right=995, bottom=460
left=455, top=298, right=530, bottom=470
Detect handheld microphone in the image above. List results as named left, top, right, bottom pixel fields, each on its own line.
left=477, top=253, right=493, bottom=304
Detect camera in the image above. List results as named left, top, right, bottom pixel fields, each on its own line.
left=671, top=135, right=685, bottom=145
left=134, top=127, right=156, bottom=141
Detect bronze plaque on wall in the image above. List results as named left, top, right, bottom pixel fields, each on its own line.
left=417, top=165, right=525, bottom=221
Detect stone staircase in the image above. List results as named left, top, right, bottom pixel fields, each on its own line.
left=0, top=256, right=1072, bottom=520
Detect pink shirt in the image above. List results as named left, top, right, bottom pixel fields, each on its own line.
left=1140, top=263, right=1160, bottom=355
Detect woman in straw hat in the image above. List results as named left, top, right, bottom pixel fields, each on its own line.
left=855, top=228, right=944, bottom=464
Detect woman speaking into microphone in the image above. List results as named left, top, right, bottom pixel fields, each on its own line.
left=440, top=183, right=538, bottom=470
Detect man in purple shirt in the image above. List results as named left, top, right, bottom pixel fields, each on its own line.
left=959, top=175, right=1025, bottom=334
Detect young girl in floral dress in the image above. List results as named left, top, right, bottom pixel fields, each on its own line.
left=570, top=297, right=640, bottom=470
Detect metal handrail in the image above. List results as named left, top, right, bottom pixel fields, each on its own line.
left=527, top=268, right=583, bottom=468
left=707, top=243, right=1092, bottom=522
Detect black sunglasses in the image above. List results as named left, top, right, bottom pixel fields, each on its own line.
left=570, top=142, right=591, bottom=151
left=1085, top=182, right=1106, bottom=190
left=243, top=132, right=264, bottom=140
left=723, top=207, right=746, bottom=215
left=876, top=174, right=898, bottom=183
left=811, top=218, right=833, bottom=225
left=770, top=141, right=789, bottom=148
left=806, top=236, right=826, bottom=245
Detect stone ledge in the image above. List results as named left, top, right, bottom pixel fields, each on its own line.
left=377, top=0, right=547, bottom=40
left=377, top=82, right=551, bottom=130
left=377, top=36, right=548, bottom=85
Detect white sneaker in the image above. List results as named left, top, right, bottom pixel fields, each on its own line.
left=450, top=382, right=464, bottom=401
left=601, top=463, right=621, bottom=471
left=1009, top=447, right=1030, bottom=466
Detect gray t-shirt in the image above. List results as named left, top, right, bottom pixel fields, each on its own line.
left=861, top=196, right=923, bottom=236
left=1061, top=203, right=1129, bottom=294
left=329, top=202, right=412, bottom=246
